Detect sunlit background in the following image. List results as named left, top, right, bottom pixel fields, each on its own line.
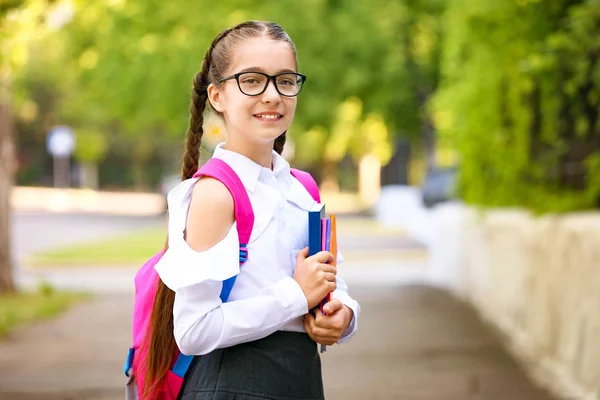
left=0, top=0, right=599, bottom=399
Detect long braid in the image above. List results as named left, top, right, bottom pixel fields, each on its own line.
left=180, top=72, right=208, bottom=180
left=180, top=36, right=224, bottom=180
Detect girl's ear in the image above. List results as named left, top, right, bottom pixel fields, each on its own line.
left=207, top=83, right=225, bottom=113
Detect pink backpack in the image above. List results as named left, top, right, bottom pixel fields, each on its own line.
left=124, top=158, right=320, bottom=399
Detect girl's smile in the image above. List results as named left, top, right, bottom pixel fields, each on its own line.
left=253, top=111, right=284, bottom=122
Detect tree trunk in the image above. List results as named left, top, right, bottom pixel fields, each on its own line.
left=0, top=102, right=16, bottom=294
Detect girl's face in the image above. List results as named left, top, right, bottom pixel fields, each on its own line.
left=208, top=36, right=299, bottom=146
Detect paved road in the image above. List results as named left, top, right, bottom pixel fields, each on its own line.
left=0, top=212, right=559, bottom=400
left=0, top=286, right=558, bottom=400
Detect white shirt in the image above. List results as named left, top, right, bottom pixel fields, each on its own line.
left=155, top=143, right=360, bottom=356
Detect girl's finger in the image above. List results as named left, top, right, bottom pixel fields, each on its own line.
left=319, top=263, right=337, bottom=274
left=323, top=299, right=343, bottom=315
left=323, top=272, right=336, bottom=282
left=304, top=313, right=316, bottom=328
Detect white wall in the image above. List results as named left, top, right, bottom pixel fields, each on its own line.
left=376, top=188, right=600, bottom=399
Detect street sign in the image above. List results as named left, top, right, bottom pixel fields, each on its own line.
left=47, top=126, right=75, bottom=158
left=47, top=126, right=75, bottom=187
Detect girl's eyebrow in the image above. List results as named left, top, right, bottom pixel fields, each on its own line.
left=237, top=67, right=297, bottom=74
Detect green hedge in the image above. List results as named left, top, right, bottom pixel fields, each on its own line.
left=433, top=0, right=600, bottom=213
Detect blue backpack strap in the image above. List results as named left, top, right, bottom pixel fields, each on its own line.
left=172, top=352, right=195, bottom=378
left=173, top=158, right=255, bottom=377
left=124, top=346, right=135, bottom=377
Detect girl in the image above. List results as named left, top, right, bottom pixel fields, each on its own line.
left=146, top=20, right=360, bottom=400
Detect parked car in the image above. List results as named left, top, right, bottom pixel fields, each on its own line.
left=421, top=166, right=458, bottom=208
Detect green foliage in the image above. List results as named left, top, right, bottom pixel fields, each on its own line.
left=73, top=128, right=108, bottom=164
left=433, top=0, right=600, bottom=213
left=8, top=0, right=599, bottom=213
left=10, top=0, right=444, bottom=179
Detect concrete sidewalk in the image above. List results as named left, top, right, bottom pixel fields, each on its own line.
left=323, top=285, right=558, bottom=400
left=0, top=285, right=559, bottom=400
left=1, top=212, right=560, bottom=399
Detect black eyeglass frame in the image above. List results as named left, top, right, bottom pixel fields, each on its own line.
left=218, top=71, right=307, bottom=97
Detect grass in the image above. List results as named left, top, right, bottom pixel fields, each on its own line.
left=26, top=227, right=167, bottom=268
left=0, top=282, right=89, bottom=337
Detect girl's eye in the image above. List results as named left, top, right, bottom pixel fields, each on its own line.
left=240, top=73, right=265, bottom=86
left=278, top=79, right=295, bottom=86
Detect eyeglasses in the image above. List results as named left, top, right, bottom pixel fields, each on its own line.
left=218, top=71, right=307, bottom=97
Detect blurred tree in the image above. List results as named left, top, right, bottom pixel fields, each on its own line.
left=1, top=0, right=64, bottom=293
left=433, top=0, right=600, bottom=212
left=0, top=0, right=31, bottom=293
left=12, top=0, right=445, bottom=190
left=375, top=0, right=445, bottom=185
left=50, top=0, right=257, bottom=188
left=255, top=0, right=444, bottom=185
left=0, top=102, right=16, bottom=293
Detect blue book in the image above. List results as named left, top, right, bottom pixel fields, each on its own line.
left=308, top=203, right=326, bottom=256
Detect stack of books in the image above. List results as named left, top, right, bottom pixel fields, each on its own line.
left=308, top=203, right=337, bottom=352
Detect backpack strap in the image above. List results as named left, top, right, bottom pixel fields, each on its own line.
left=172, top=158, right=254, bottom=377
left=290, top=168, right=321, bottom=202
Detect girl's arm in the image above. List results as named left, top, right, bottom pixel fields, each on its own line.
left=173, top=276, right=308, bottom=355
left=162, top=177, right=311, bottom=356
left=159, top=177, right=340, bottom=355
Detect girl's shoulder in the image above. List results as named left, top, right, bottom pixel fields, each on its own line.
left=166, top=176, right=233, bottom=216
left=186, top=177, right=235, bottom=252
left=157, top=177, right=239, bottom=291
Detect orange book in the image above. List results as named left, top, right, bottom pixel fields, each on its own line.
left=330, top=214, right=337, bottom=266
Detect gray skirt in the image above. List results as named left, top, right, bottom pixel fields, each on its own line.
left=178, top=331, right=324, bottom=400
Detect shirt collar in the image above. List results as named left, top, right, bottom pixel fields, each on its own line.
left=211, top=142, right=291, bottom=192
left=272, top=148, right=292, bottom=181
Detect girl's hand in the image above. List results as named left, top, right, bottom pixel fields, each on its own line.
left=303, top=299, right=353, bottom=346
left=294, top=247, right=337, bottom=310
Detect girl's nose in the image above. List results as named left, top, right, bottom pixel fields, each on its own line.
left=261, top=79, right=281, bottom=104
